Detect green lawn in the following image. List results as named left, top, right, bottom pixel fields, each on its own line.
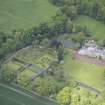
left=0, top=0, right=58, bottom=33
left=74, top=15, right=105, bottom=40
left=0, top=83, right=59, bottom=105
left=62, top=52, right=105, bottom=91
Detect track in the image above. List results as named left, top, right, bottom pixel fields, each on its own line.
left=75, top=81, right=101, bottom=95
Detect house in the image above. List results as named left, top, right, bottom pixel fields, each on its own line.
left=78, top=40, right=105, bottom=59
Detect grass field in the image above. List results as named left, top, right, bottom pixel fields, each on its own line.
left=62, top=51, right=105, bottom=91
left=0, top=83, right=59, bottom=105
left=74, top=15, right=105, bottom=40
left=0, top=0, right=58, bottom=33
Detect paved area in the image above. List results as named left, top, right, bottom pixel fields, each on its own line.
left=74, top=51, right=105, bottom=67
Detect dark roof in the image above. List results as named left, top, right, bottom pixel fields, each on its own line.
left=51, top=40, right=62, bottom=48
left=58, top=40, right=78, bottom=48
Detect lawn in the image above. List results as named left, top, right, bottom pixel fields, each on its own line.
left=62, top=51, right=105, bottom=91
left=74, top=15, right=105, bottom=40
left=0, top=0, right=58, bottom=33
left=0, top=83, right=59, bottom=105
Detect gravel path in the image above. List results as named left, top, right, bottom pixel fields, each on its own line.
left=75, top=81, right=101, bottom=95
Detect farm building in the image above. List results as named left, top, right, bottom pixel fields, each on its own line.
left=57, top=39, right=80, bottom=49
left=78, top=40, right=105, bottom=59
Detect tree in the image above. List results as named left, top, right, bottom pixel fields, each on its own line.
left=64, top=0, right=81, bottom=6
left=41, top=38, right=50, bottom=47
left=57, top=44, right=64, bottom=63
left=65, top=20, right=73, bottom=33
left=65, top=6, right=78, bottom=20
left=0, top=32, right=7, bottom=44
left=39, top=22, right=49, bottom=37
left=71, top=32, right=86, bottom=48
left=102, top=39, right=105, bottom=47
left=81, top=26, right=91, bottom=37
left=52, top=14, right=68, bottom=35
left=31, top=76, right=58, bottom=96
left=36, top=34, right=42, bottom=43
left=54, top=20, right=65, bottom=34
left=0, top=48, right=6, bottom=59
left=22, top=31, right=33, bottom=45
left=92, top=2, right=100, bottom=18
left=71, top=93, right=81, bottom=105
left=32, top=39, right=40, bottom=48
left=56, top=87, right=71, bottom=105
left=1, top=64, right=15, bottom=81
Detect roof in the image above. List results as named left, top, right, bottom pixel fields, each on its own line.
left=58, top=40, right=79, bottom=48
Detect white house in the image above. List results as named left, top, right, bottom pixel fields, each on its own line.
left=78, top=40, right=105, bottom=59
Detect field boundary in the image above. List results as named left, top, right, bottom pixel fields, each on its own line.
left=0, top=82, right=59, bottom=105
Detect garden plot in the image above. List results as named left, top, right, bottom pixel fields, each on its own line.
left=11, top=60, right=24, bottom=67
left=7, top=61, right=21, bottom=68
left=1, top=47, right=56, bottom=82
left=35, top=54, right=54, bottom=68
left=16, top=47, right=56, bottom=69
left=1, top=61, right=23, bottom=81
left=2, top=61, right=22, bottom=74
left=16, top=48, right=43, bottom=62
left=17, top=70, right=36, bottom=86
